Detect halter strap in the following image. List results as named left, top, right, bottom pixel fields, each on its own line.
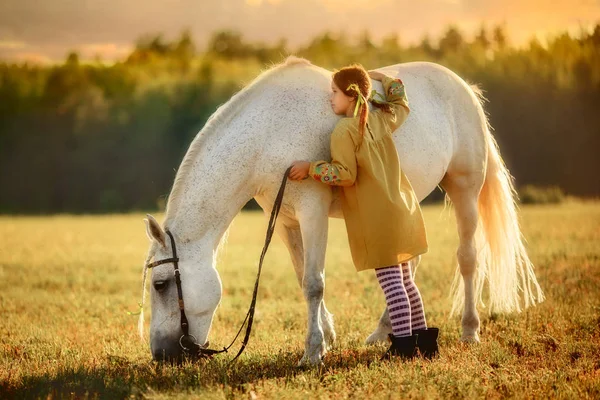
left=146, top=257, right=178, bottom=269
left=147, top=230, right=201, bottom=349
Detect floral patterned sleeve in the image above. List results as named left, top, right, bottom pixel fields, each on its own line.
left=308, top=122, right=357, bottom=187
left=380, top=75, right=410, bottom=132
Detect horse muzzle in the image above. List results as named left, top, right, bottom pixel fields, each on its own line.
left=152, top=335, right=211, bottom=363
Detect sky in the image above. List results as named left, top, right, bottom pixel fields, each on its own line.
left=0, top=0, right=598, bottom=63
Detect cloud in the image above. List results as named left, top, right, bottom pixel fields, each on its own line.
left=318, top=0, right=395, bottom=11
left=0, top=40, right=27, bottom=49
left=6, top=52, right=53, bottom=64
left=246, top=0, right=283, bottom=6
left=79, top=43, right=132, bottom=59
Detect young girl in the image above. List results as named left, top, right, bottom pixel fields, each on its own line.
left=288, top=64, right=439, bottom=359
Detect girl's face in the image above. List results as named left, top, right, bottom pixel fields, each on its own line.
left=330, top=80, right=355, bottom=116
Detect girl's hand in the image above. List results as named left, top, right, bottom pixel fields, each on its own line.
left=368, top=70, right=386, bottom=81
left=289, top=160, right=311, bottom=181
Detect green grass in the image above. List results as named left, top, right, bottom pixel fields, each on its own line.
left=1, top=201, right=599, bottom=399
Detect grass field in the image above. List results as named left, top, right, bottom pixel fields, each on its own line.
left=1, top=201, right=599, bottom=399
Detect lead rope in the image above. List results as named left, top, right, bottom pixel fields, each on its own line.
left=226, top=165, right=293, bottom=363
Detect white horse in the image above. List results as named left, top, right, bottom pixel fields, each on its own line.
left=140, top=56, right=544, bottom=365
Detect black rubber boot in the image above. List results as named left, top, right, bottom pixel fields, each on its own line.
left=381, top=333, right=418, bottom=360
left=413, top=328, right=439, bottom=359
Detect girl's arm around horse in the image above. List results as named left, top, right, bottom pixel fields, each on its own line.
left=373, top=72, right=410, bottom=133
left=307, top=119, right=357, bottom=186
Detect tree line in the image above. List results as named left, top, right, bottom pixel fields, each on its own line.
left=1, top=24, right=599, bottom=213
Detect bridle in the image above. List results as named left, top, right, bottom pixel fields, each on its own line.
left=146, top=230, right=226, bottom=357
left=146, top=166, right=292, bottom=362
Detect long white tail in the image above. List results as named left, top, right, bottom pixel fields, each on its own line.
left=450, top=91, right=545, bottom=315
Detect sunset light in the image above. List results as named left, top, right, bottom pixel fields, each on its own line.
left=0, top=0, right=597, bottom=62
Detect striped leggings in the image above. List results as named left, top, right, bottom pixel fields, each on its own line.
left=375, top=261, right=427, bottom=337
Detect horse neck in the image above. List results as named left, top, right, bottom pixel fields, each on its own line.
left=163, top=126, right=258, bottom=252
left=162, top=63, right=333, bottom=253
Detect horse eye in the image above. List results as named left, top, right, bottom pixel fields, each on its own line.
left=153, top=280, right=168, bottom=292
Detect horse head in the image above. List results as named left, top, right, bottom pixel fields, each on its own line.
left=143, top=214, right=222, bottom=362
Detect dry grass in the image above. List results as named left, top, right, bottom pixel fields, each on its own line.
left=1, top=201, right=599, bottom=399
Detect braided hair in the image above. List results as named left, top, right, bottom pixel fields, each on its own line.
left=332, top=63, right=393, bottom=138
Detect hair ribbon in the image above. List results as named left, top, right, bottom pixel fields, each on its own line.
left=347, top=83, right=392, bottom=117
left=346, top=83, right=367, bottom=118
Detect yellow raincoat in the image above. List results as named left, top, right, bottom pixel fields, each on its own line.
left=308, top=75, right=428, bottom=271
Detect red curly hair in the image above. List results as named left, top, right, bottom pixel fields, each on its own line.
left=332, top=63, right=393, bottom=138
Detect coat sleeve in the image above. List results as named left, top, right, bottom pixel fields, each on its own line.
left=380, top=75, right=410, bottom=133
left=308, top=123, right=357, bottom=186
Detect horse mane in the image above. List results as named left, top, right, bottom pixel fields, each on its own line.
left=163, top=56, right=312, bottom=227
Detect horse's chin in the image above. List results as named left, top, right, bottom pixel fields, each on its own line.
left=151, top=332, right=211, bottom=363
left=152, top=343, right=211, bottom=364
left=152, top=346, right=183, bottom=363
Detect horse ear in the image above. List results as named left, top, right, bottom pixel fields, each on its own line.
left=144, top=214, right=166, bottom=248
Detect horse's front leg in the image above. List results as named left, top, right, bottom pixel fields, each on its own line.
left=274, top=221, right=336, bottom=351
left=297, top=207, right=329, bottom=367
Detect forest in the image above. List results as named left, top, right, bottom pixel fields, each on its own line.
left=1, top=24, right=598, bottom=213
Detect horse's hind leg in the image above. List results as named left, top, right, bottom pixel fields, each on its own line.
left=275, top=220, right=336, bottom=356
left=365, top=255, right=421, bottom=344
left=365, top=308, right=391, bottom=344
left=441, top=174, right=482, bottom=343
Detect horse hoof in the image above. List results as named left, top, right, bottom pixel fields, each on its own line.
left=365, top=329, right=391, bottom=345
left=297, top=354, right=324, bottom=368
left=460, top=334, right=480, bottom=343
